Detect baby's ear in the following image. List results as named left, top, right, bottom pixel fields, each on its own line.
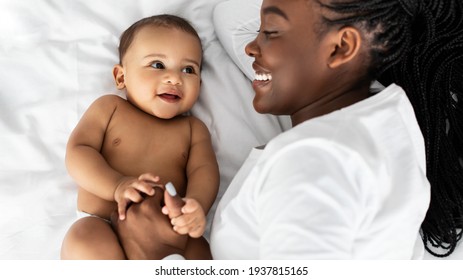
left=327, top=27, right=362, bottom=69
left=112, top=64, right=126, bottom=89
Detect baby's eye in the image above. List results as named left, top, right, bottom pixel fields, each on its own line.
left=182, top=66, right=195, bottom=74
left=150, top=61, right=165, bottom=69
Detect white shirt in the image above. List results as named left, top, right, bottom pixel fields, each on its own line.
left=210, top=84, right=430, bottom=259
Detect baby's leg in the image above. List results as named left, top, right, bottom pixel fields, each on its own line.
left=184, top=236, right=212, bottom=260
left=61, top=216, right=125, bottom=259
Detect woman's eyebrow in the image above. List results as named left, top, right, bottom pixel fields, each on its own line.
left=262, top=6, right=289, bottom=20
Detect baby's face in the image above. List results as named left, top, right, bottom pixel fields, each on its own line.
left=121, top=25, right=202, bottom=119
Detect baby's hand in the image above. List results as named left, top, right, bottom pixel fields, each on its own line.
left=114, top=173, right=160, bottom=220
left=163, top=198, right=206, bottom=238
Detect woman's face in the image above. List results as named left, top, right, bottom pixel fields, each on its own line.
left=245, top=0, right=334, bottom=124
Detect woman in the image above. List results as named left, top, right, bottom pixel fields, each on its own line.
left=113, top=0, right=463, bottom=259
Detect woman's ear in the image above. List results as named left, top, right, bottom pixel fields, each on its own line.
left=327, top=27, right=362, bottom=69
left=113, top=64, right=126, bottom=89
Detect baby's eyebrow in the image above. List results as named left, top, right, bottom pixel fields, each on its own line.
left=144, top=54, right=200, bottom=68
left=143, top=53, right=167, bottom=59
left=183, top=58, right=201, bottom=69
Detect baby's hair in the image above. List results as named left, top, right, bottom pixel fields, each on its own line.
left=118, top=14, right=202, bottom=65
left=314, top=0, right=463, bottom=257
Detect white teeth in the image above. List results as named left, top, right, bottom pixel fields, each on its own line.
left=254, top=72, right=272, bottom=81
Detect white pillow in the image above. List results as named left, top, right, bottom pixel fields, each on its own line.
left=213, top=0, right=262, bottom=81
left=212, top=0, right=291, bottom=129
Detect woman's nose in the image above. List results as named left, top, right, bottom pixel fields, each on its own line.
left=245, top=37, right=259, bottom=58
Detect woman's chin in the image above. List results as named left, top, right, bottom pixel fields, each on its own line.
left=253, top=100, right=271, bottom=115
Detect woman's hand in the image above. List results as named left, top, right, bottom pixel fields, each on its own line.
left=111, top=186, right=188, bottom=259
left=113, top=173, right=161, bottom=220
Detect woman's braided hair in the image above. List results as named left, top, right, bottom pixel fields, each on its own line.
left=315, top=0, right=463, bottom=257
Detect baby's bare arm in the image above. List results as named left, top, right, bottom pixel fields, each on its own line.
left=160, top=117, right=219, bottom=237
left=66, top=95, right=127, bottom=201
left=184, top=117, right=220, bottom=214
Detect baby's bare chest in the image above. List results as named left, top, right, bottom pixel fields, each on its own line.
left=101, top=105, right=191, bottom=180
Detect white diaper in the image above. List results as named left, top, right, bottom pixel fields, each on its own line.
left=77, top=210, right=111, bottom=223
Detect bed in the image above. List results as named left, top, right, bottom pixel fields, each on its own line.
left=0, top=0, right=461, bottom=260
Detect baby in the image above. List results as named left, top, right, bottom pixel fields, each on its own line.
left=60, top=14, right=219, bottom=259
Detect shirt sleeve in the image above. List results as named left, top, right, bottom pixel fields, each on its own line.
left=256, top=142, right=364, bottom=259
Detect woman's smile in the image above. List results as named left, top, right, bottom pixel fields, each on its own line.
left=252, top=72, right=273, bottom=88
left=251, top=61, right=273, bottom=94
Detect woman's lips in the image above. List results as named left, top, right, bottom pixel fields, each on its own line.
left=252, top=71, right=272, bottom=88
left=252, top=79, right=271, bottom=88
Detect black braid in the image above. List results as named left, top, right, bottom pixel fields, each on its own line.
left=316, top=0, right=463, bottom=257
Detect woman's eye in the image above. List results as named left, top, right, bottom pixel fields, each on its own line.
left=182, top=66, right=195, bottom=74
left=262, top=30, right=278, bottom=38
left=150, top=62, right=165, bottom=69
left=257, top=26, right=279, bottom=38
